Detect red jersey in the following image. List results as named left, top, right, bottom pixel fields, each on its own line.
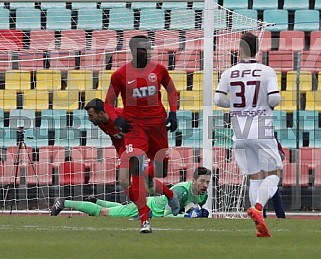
left=98, top=107, right=124, bottom=154
left=105, top=61, right=178, bottom=124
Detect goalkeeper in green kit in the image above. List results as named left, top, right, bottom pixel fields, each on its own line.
left=50, top=166, right=211, bottom=218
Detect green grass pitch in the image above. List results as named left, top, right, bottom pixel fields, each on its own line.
left=0, top=216, right=320, bottom=258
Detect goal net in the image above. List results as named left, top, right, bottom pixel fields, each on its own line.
left=0, top=1, right=264, bottom=217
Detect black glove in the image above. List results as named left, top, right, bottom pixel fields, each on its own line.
left=114, top=117, right=132, bottom=133
left=166, top=112, right=177, bottom=132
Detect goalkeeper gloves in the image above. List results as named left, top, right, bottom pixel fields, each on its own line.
left=114, top=117, right=133, bottom=133
left=184, top=205, right=209, bottom=218
left=166, top=112, right=177, bottom=132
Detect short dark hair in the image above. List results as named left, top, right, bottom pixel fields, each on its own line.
left=84, top=98, right=105, bottom=113
left=129, top=35, right=151, bottom=50
left=193, top=166, right=211, bottom=180
left=240, top=32, right=258, bottom=58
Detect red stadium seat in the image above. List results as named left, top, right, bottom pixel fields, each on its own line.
left=29, top=30, right=55, bottom=51
left=49, top=50, right=76, bottom=70
left=18, top=50, right=44, bottom=71
left=279, top=30, right=305, bottom=51
left=260, top=30, right=272, bottom=52
left=71, top=146, right=97, bottom=171
left=184, top=30, right=204, bottom=51
left=214, top=50, right=232, bottom=72
left=2, top=152, right=19, bottom=185
left=216, top=32, right=242, bottom=52
left=28, top=163, right=52, bottom=185
left=218, top=160, right=242, bottom=186
left=111, top=50, right=130, bottom=70
left=60, top=30, right=86, bottom=51
left=122, top=30, right=148, bottom=50
left=299, top=147, right=321, bottom=180
left=0, top=30, right=23, bottom=51
left=0, top=51, right=12, bottom=71
left=39, top=146, right=66, bottom=168
left=91, top=30, right=118, bottom=51
left=314, top=164, right=321, bottom=186
left=58, top=161, right=85, bottom=185
left=150, top=49, right=169, bottom=68
left=268, top=50, right=293, bottom=72
left=80, top=50, right=108, bottom=71
left=301, top=50, right=321, bottom=72
left=174, top=50, right=201, bottom=72
left=282, top=162, right=309, bottom=187
left=154, top=30, right=180, bottom=52
left=309, top=31, right=321, bottom=51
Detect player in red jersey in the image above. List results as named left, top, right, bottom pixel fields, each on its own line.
left=104, top=35, right=180, bottom=233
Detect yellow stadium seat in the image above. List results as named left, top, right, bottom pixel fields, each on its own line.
left=317, top=72, right=321, bottom=91
left=306, top=91, right=321, bottom=111
left=179, top=90, right=203, bottom=111
left=98, top=70, right=114, bottom=91
left=24, top=90, right=49, bottom=111
left=286, top=71, right=312, bottom=91
left=85, top=90, right=105, bottom=103
left=0, top=89, right=17, bottom=111
left=52, top=90, right=79, bottom=111
left=193, top=71, right=219, bottom=91
left=160, top=88, right=169, bottom=111
left=5, top=70, right=30, bottom=91
left=169, top=71, right=187, bottom=91
left=276, top=71, right=282, bottom=91
left=36, top=70, right=61, bottom=91
left=67, top=70, right=93, bottom=91
left=274, top=91, right=297, bottom=111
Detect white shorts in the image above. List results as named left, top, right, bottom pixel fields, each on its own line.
left=234, top=138, right=283, bottom=175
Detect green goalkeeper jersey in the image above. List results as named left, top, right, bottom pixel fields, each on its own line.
left=147, top=181, right=208, bottom=217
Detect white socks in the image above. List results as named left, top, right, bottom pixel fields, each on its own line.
left=249, top=179, right=263, bottom=206
left=256, top=175, right=280, bottom=207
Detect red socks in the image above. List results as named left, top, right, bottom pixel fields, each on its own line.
left=131, top=175, right=149, bottom=222
left=255, top=203, right=263, bottom=211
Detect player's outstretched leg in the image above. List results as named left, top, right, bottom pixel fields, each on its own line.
left=50, top=198, right=65, bottom=216
left=247, top=207, right=271, bottom=237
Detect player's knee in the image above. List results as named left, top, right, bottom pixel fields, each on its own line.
left=154, top=160, right=168, bottom=178
left=129, top=156, right=144, bottom=176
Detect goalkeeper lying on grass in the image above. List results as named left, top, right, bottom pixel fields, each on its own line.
left=50, top=166, right=210, bottom=218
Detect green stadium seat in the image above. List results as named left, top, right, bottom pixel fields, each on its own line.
left=9, top=2, right=35, bottom=9
left=139, top=9, right=165, bottom=30
left=308, top=130, right=321, bottom=148
left=77, top=8, right=103, bottom=30
left=46, top=8, right=72, bottom=30
left=0, top=8, right=9, bottom=29
left=252, top=0, right=278, bottom=10
left=275, top=129, right=303, bottom=148
left=263, top=10, right=288, bottom=32
left=24, top=128, right=49, bottom=148
left=16, top=8, right=41, bottom=30
left=108, top=8, right=134, bottom=30
left=73, top=109, right=91, bottom=130
left=202, top=9, right=227, bottom=30
left=192, top=1, right=205, bottom=10
left=40, top=2, right=66, bottom=9
left=272, top=110, right=287, bottom=130
left=315, top=0, right=321, bottom=10
left=283, top=0, right=309, bottom=10
left=9, top=109, right=35, bottom=129
left=0, top=128, right=17, bottom=147
left=86, top=127, right=113, bottom=147
left=131, top=2, right=157, bottom=9
left=161, top=2, right=188, bottom=10
left=41, top=109, right=67, bottom=129
left=232, top=9, right=258, bottom=31
left=71, top=2, right=97, bottom=9
left=182, top=128, right=203, bottom=148
left=0, top=108, right=3, bottom=128
left=293, top=111, right=319, bottom=131
left=100, top=2, right=127, bottom=9
left=223, top=0, right=248, bottom=10
left=213, top=128, right=233, bottom=148
left=170, top=9, right=195, bottom=30
left=54, top=128, right=80, bottom=147
left=176, top=110, right=193, bottom=133
left=294, top=10, right=320, bottom=32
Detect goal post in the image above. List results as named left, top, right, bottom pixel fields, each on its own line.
left=0, top=0, right=266, bottom=217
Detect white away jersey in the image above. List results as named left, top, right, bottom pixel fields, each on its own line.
left=217, top=61, right=279, bottom=140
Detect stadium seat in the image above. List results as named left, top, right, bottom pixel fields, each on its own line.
left=122, top=30, right=148, bottom=50
left=40, top=2, right=66, bottom=9
left=309, top=130, right=321, bottom=148
left=154, top=30, right=180, bottom=52
left=286, top=71, right=312, bottom=92
left=161, top=2, right=188, bottom=10
left=29, top=30, right=55, bottom=51
left=41, top=109, right=67, bottom=129
left=150, top=49, right=169, bottom=68
left=131, top=2, right=157, bottom=9
left=91, top=30, right=118, bottom=51
left=309, top=31, right=321, bottom=51
left=282, top=162, right=309, bottom=187
left=275, top=128, right=303, bottom=148
left=71, top=146, right=97, bottom=171
left=38, top=145, right=66, bottom=168
left=5, top=70, right=31, bottom=91
left=58, top=161, right=85, bottom=185
left=49, top=51, right=76, bottom=70
left=0, top=30, right=23, bottom=51
left=108, top=8, right=135, bottom=30
left=77, top=8, right=103, bottom=30
left=23, top=90, right=49, bottom=111
left=174, top=50, right=201, bottom=72
left=315, top=0, right=321, bottom=9
left=168, top=71, right=187, bottom=91
left=301, top=50, right=321, bottom=72
left=0, top=128, right=17, bottom=147
left=0, top=108, right=3, bottom=128
left=54, top=128, right=81, bottom=147
left=111, top=50, right=131, bottom=70
left=0, top=8, right=9, bottom=29
left=9, top=109, right=35, bottom=129
left=179, top=90, right=203, bottom=111
left=170, top=9, right=195, bottom=30
left=97, top=70, right=113, bottom=92
left=80, top=50, right=107, bottom=71
left=213, top=128, right=233, bottom=148
left=0, top=51, right=13, bottom=70
left=60, top=30, right=86, bottom=51
left=192, top=1, right=204, bottom=10
left=36, top=70, right=62, bottom=91
left=9, top=2, right=35, bottom=9
left=85, top=90, right=105, bottom=104
left=181, top=128, right=203, bottom=148
left=29, top=159, right=52, bottom=185
left=184, top=30, right=204, bottom=51
left=67, top=70, right=93, bottom=91
left=216, top=32, right=243, bottom=52
left=279, top=31, right=305, bottom=52
left=71, top=2, right=97, bottom=9
left=305, top=91, right=321, bottom=111
left=176, top=110, right=193, bottom=132
left=86, top=127, right=113, bottom=147
left=52, top=90, right=79, bottom=111
left=263, top=10, right=288, bottom=32
left=18, top=51, right=44, bottom=71
left=259, top=31, right=272, bottom=52
left=24, top=128, right=49, bottom=148
left=208, top=9, right=228, bottom=30
left=46, top=8, right=72, bottom=30
left=213, top=50, right=232, bottom=73
left=268, top=50, right=293, bottom=72
left=160, top=88, right=169, bottom=111
left=192, top=71, right=218, bottom=91
left=252, top=0, right=278, bottom=10
left=100, top=2, right=127, bottom=9
left=232, top=9, right=258, bottom=31
left=272, top=110, right=287, bottom=130
left=73, top=109, right=91, bottom=130
left=283, top=0, right=309, bottom=10
left=294, top=10, right=319, bottom=32
left=171, top=146, right=194, bottom=168
left=139, top=9, right=165, bottom=30
left=274, top=91, right=297, bottom=111
left=293, top=111, right=318, bottom=131
left=223, top=0, right=248, bottom=9
left=16, top=8, right=41, bottom=30
left=0, top=89, right=17, bottom=111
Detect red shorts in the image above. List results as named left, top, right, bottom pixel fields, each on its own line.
left=119, top=121, right=169, bottom=168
